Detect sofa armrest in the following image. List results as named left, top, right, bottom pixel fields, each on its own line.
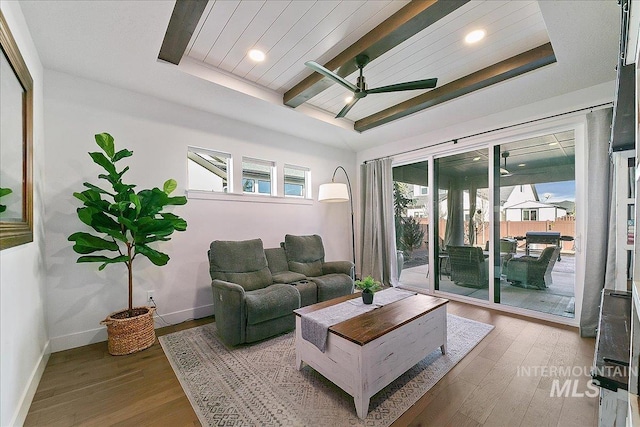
left=211, top=279, right=246, bottom=346
left=322, top=261, right=355, bottom=279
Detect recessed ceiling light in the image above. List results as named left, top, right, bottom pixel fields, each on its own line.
left=465, top=29, right=485, bottom=44
left=248, top=49, right=265, bottom=62
left=549, top=142, right=558, bottom=146
left=473, top=156, right=481, bottom=161
left=518, top=163, right=526, bottom=167
left=345, top=96, right=353, bottom=103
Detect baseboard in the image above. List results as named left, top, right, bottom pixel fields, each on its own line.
left=11, top=340, right=50, bottom=427
left=49, top=304, right=214, bottom=353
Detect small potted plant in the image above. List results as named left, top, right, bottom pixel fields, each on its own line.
left=354, top=276, right=382, bottom=304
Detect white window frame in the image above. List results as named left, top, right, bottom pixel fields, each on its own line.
left=186, top=146, right=232, bottom=193
left=283, top=164, right=311, bottom=199
left=242, top=157, right=276, bottom=196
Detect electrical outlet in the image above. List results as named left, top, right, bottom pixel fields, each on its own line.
left=147, top=290, right=155, bottom=304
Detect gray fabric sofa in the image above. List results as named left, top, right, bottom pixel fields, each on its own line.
left=209, top=236, right=354, bottom=346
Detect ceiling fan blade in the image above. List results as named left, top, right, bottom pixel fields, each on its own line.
left=305, top=61, right=357, bottom=93
left=367, top=78, right=438, bottom=94
left=336, top=97, right=360, bottom=118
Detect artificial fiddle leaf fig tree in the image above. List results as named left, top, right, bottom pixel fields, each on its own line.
left=68, top=133, right=187, bottom=317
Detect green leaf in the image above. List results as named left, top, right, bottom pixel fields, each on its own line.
left=167, top=195, right=187, bottom=206
left=83, top=182, right=113, bottom=196
left=89, top=152, right=117, bottom=176
left=160, top=213, right=187, bottom=231
left=95, top=133, right=115, bottom=159
left=135, top=244, right=170, bottom=266
left=0, top=187, right=12, bottom=197
left=68, top=232, right=120, bottom=253
left=118, top=216, right=137, bottom=232
left=112, top=148, right=133, bottom=163
left=130, top=193, right=141, bottom=216
left=77, top=254, right=129, bottom=270
left=77, top=207, right=96, bottom=226
left=76, top=188, right=102, bottom=202
left=137, top=188, right=169, bottom=217
left=163, top=179, right=177, bottom=195
left=0, top=205, right=6, bottom=213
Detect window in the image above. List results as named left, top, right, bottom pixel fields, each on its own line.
left=187, top=147, right=231, bottom=192
left=242, top=157, right=274, bottom=195
left=284, top=165, right=309, bottom=198
left=522, top=209, right=538, bottom=221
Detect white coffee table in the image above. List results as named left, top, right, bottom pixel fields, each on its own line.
left=294, top=293, right=448, bottom=419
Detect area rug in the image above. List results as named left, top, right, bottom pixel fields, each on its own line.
left=160, top=314, right=493, bottom=426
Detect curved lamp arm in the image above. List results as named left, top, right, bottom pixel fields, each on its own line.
left=318, top=166, right=356, bottom=269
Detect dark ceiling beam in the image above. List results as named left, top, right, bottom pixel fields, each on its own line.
left=158, top=0, right=208, bottom=65
left=355, top=42, right=557, bottom=132
left=283, top=0, right=469, bottom=108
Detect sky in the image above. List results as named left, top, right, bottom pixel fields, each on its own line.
left=535, top=181, right=575, bottom=202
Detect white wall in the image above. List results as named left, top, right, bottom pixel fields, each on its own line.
left=43, top=69, right=356, bottom=352
left=0, top=2, right=48, bottom=426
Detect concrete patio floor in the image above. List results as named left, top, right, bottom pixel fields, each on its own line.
left=398, top=251, right=575, bottom=318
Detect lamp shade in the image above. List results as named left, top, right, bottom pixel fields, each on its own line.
left=318, top=182, right=349, bottom=202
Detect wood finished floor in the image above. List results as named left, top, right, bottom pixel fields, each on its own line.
left=24, top=302, right=597, bottom=427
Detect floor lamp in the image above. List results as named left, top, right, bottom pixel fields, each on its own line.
left=318, top=166, right=356, bottom=269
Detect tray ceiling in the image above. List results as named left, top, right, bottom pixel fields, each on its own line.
left=175, top=0, right=552, bottom=127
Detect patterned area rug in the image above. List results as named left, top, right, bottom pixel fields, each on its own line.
left=160, top=314, right=493, bottom=426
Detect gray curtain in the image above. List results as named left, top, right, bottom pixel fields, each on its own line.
left=361, top=158, right=397, bottom=286
left=580, top=107, right=614, bottom=337
left=444, top=182, right=465, bottom=247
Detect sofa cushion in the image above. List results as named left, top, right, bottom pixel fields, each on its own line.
left=272, top=271, right=306, bottom=284
left=209, top=239, right=272, bottom=291
left=309, top=273, right=353, bottom=302
left=245, top=284, right=300, bottom=325
left=288, top=260, right=323, bottom=277
left=284, top=234, right=326, bottom=277
left=264, top=247, right=289, bottom=274
left=284, top=234, right=325, bottom=262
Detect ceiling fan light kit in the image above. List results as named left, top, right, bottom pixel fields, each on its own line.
left=501, top=151, right=513, bottom=176
left=304, top=54, right=438, bottom=119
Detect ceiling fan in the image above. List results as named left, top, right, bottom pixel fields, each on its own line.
left=304, top=54, right=438, bottom=118
left=500, top=152, right=513, bottom=176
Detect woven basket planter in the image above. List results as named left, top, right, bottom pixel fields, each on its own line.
left=101, top=306, right=156, bottom=356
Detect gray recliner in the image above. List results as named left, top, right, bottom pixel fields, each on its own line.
left=209, top=239, right=300, bottom=346
left=283, top=234, right=354, bottom=301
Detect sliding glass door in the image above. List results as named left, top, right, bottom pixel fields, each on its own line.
left=390, top=128, right=577, bottom=320
left=496, top=131, right=576, bottom=317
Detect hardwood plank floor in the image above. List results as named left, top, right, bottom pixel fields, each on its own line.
left=25, top=302, right=596, bottom=426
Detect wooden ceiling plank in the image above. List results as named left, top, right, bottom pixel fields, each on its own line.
left=283, top=0, right=470, bottom=108
left=158, top=0, right=209, bottom=65
left=354, top=42, right=556, bottom=132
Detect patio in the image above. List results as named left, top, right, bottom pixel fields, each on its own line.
left=398, top=250, right=575, bottom=318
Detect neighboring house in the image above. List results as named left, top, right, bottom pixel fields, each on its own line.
left=504, top=200, right=567, bottom=221
left=503, top=184, right=568, bottom=221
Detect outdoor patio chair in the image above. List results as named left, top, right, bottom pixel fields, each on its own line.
left=447, top=245, right=489, bottom=288
left=506, top=246, right=560, bottom=290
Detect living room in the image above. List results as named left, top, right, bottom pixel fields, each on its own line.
left=0, top=0, right=633, bottom=426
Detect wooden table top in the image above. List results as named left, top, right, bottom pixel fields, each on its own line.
left=294, top=292, right=448, bottom=346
